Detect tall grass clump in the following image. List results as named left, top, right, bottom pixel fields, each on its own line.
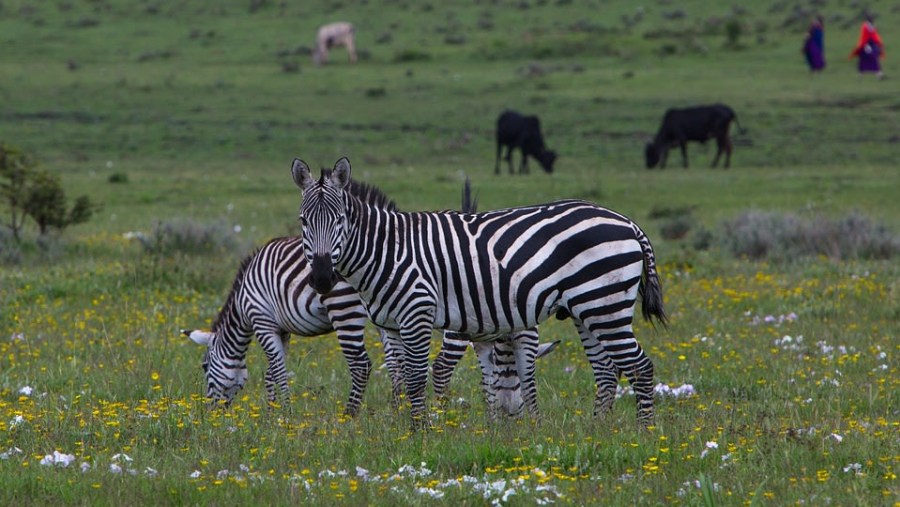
left=721, top=210, right=900, bottom=261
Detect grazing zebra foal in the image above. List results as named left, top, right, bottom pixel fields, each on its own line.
left=182, top=235, right=378, bottom=416
left=292, top=157, right=667, bottom=428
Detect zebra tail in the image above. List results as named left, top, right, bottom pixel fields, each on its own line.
left=461, top=177, right=478, bottom=214
left=633, top=223, right=668, bottom=327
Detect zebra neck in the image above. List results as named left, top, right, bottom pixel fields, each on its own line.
left=338, top=201, right=404, bottom=299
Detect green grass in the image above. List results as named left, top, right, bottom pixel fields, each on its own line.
left=1, top=0, right=898, bottom=505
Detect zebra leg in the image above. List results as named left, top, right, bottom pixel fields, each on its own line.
left=575, top=322, right=620, bottom=419
left=334, top=332, right=372, bottom=418
left=511, top=329, right=540, bottom=417
left=399, top=320, right=434, bottom=428
left=591, top=326, right=655, bottom=428
left=380, top=329, right=405, bottom=409
left=470, top=340, right=500, bottom=418
left=432, top=331, right=470, bottom=405
left=258, top=331, right=289, bottom=407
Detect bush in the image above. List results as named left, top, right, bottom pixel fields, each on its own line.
left=393, top=49, right=431, bottom=63
left=0, top=227, right=22, bottom=265
left=724, top=19, right=744, bottom=48
left=660, top=215, right=694, bottom=240
left=108, top=172, right=129, bottom=184
left=721, top=211, right=900, bottom=261
left=136, top=219, right=243, bottom=257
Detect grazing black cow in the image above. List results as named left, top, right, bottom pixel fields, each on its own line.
left=495, top=110, right=557, bottom=175
left=645, top=104, right=743, bottom=169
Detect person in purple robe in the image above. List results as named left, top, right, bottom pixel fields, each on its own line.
left=802, top=16, right=826, bottom=72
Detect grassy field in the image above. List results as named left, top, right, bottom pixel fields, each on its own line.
left=1, top=0, right=898, bottom=505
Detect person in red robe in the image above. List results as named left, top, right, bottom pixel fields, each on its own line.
left=850, top=15, right=885, bottom=79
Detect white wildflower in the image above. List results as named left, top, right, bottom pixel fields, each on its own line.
left=110, top=463, right=123, bottom=474
left=80, top=462, right=91, bottom=472
left=40, top=451, right=76, bottom=467
left=189, top=470, right=201, bottom=478
left=829, top=433, right=843, bottom=443
left=1, top=447, right=23, bottom=460
left=843, top=463, right=862, bottom=474
left=701, top=441, right=718, bottom=459
left=18, top=386, right=33, bottom=396
left=415, top=487, right=445, bottom=499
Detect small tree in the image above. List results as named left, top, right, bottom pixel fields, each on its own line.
left=0, top=143, right=101, bottom=240
left=0, top=144, right=32, bottom=241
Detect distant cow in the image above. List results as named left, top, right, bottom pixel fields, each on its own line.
left=495, top=110, right=557, bottom=175
left=313, top=22, right=357, bottom=65
left=645, top=104, right=743, bottom=169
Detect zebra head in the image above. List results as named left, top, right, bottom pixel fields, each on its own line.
left=291, top=157, right=351, bottom=295
left=471, top=338, right=560, bottom=417
left=183, top=329, right=249, bottom=405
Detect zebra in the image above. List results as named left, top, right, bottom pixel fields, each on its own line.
left=291, top=157, right=667, bottom=428
left=183, top=182, right=559, bottom=416
left=182, top=235, right=378, bottom=416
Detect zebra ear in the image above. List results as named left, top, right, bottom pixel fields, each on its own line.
left=183, top=329, right=214, bottom=346
left=536, top=340, right=560, bottom=359
left=291, top=158, right=314, bottom=190
left=330, top=157, right=352, bottom=189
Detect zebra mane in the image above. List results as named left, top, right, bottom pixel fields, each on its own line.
left=320, top=169, right=398, bottom=212
left=210, top=246, right=261, bottom=333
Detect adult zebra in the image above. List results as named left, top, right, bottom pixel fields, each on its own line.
left=183, top=182, right=557, bottom=416
left=292, top=157, right=667, bottom=428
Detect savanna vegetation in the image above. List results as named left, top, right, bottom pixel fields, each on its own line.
left=0, top=0, right=897, bottom=505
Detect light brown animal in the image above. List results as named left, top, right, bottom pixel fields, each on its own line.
left=313, top=22, right=357, bottom=65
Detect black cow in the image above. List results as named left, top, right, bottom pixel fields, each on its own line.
left=645, top=104, right=743, bottom=169
left=495, top=110, right=557, bottom=175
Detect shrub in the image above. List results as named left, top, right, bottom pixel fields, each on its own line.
left=136, top=219, right=242, bottom=257
left=721, top=211, right=900, bottom=261
left=393, top=49, right=431, bottom=63
left=660, top=215, right=694, bottom=241
left=108, top=172, right=129, bottom=184
left=0, top=227, right=22, bottom=265
left=724, top=19, right=743, bottom=48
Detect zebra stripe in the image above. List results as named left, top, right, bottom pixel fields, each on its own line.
left=292, top=157, right=666, bottom=427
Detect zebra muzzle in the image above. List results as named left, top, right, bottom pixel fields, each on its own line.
left=309, top=254, right=338, bottom=294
